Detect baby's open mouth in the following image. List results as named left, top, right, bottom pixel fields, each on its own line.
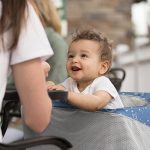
left=71, top=66, right=81, bottom=71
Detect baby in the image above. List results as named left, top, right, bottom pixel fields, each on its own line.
left=46, top=29, right=124, bottom=111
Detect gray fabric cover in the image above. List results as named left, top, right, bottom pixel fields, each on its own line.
left=24, top=107, right=150, bottom=150
left=120, top=95, right=149, bottom=107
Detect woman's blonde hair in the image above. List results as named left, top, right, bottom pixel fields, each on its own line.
left=30, top=0, right=61, bottom=33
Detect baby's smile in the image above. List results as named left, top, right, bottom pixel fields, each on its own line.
left=71, top=66, right=81, bottom=71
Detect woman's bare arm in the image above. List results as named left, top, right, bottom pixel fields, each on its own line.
left=12, top=58, right=52, bottom=133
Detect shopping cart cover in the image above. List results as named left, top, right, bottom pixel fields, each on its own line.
left=24, top=92, right=150, bottom=150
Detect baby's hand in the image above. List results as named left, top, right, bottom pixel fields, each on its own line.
left=46, top=81, right=65, bottom=91
left=46, top=81, right=55, bottom=90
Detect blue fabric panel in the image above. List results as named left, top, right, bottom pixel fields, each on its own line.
left=53, top=92, right=150, bottom=126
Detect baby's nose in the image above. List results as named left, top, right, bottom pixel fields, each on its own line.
left=72, top=56, right=79, bottom=63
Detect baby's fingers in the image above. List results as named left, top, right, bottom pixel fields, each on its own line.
left=55, top=85, right=65, bottom=91
left=47, top=85, right=58, bottom=90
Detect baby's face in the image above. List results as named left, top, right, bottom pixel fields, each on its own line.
left=42, top=61, right=50, bottom=77
left=66, top=39, right=102, bottom=83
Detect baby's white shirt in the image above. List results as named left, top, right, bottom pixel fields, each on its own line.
left=62, top=76, right=124, bottom=109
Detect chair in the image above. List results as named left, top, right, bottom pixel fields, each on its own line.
left=0, top=90, right=72, bottom=150
left=2, top=91, right=150, bottom=150
left=0, top=136, right=72, bottom=150
left=107, top=68, right=126, bottom=91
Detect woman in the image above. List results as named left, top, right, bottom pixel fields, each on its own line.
left=0, top=0, right=53, bottom=141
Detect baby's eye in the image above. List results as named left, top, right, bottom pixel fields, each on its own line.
left=81, top=54, right=88, bottom=58
left=68, top=54, right=74, bottom=58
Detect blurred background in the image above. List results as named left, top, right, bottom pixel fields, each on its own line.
left=53, top=0, right=150, bottom=92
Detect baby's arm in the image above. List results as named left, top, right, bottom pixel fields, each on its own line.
left=67, top=91, right=112, bottom=111
left=46, top=82, right=112, bottom=111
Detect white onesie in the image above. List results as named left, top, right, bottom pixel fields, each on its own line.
left=62, top=76, right=124, bottom=109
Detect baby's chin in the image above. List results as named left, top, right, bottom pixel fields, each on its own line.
left=71, top=76, right=94, bottom=84
left=71, top=77, right=83, bottom=82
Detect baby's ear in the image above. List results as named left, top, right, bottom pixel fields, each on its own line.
left=99, top=61, right=110, bottom=75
